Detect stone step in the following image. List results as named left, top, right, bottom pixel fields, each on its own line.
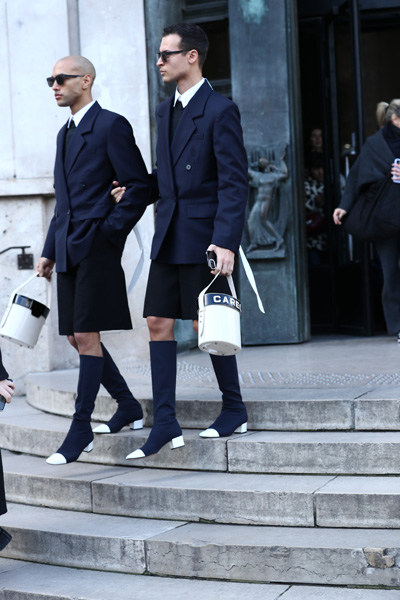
left=3, top=399, right=400, bottom=474
left=0, top=558, right=289, bottom=600
left=2, top=503, right=400, bottom=587
left=2, top=559, right=399, bottom=600
left=27, top=370, right=400, bottom=431
left=4, top=451, right=400, bottom=529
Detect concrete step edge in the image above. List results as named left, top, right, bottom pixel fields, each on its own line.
left=2, top=504, right=400, bottom=586
left=3, top=558, right=399, bottom=599
left=4, top=451, right=400, bottom=528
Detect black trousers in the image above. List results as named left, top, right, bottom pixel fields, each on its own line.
left=375, top=236, right=400, bottom=334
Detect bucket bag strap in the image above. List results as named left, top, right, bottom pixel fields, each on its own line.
left=239, top=246, right=265, bottom=313
left=8, top=273, right=52, bottom=307
left=198, top=247, right=265, bottom=314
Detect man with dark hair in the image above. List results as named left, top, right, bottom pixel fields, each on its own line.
left=111, top=23, right=249, bottom=460
left=37, top=55, right=149, bottom=465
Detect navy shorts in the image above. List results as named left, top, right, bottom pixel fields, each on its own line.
left=143, top=261, right=233, bottom=321
left=57, top=229, right=132, bottom=335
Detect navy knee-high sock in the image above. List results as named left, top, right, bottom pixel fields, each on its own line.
left=140, top=341, right=182, bottom=456
left=207, top=354, right=247, bottom=436
left=100, top=344, right=143, bottom=432
left=56, top=354, right=104, bottom=462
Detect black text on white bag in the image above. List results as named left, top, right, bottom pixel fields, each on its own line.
left=198, top=273, right=241, bottom=356
left=198, top=247, right=265, bottom=356
left=0, top=273, right=51, bottom=348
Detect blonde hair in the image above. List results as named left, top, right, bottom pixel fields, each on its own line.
left=376, top=100, right=400, bottom=127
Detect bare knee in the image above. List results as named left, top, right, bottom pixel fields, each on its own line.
left=67, top=335, right=78, bottom=351
left=147, top=317, right=175, bottom=341
left=192, top=320, right=198, bottom=334
left=73, top=332, right=102, bottom=355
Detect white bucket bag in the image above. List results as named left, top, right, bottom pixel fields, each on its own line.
left=198, top=247, right=265, bottom=356
left=0, top=273, right=51, bottom=348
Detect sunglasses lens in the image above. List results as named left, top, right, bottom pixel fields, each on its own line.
left=56, top=75, right=65, bottom=85
left=47, top=77, right=55, bottom=87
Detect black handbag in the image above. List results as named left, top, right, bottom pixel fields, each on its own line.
left=343, top=174, right=400, bottom=242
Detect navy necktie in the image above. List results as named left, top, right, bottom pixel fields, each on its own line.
left=64, top=119, right=76, bottom=152
left=170, top=101, right=184, bottom=142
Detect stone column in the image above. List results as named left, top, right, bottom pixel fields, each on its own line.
left=229, top=0, right=310, bottom=343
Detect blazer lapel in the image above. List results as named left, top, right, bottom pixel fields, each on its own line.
left=171, top=81, right=212, bottom=167
left=64, top=101, right=102, bottom=177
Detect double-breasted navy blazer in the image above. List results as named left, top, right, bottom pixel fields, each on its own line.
left=150, top=82, right=248, bottom=264
left=43, top=101, right=149, bottom=272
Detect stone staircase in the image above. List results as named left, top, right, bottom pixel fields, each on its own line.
left=1, top=357, right=400, bottom=598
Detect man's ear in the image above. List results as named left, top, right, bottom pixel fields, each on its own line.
left=82, top=74, right=93, bottom=89
left=187, top=49, right=199, bottom=64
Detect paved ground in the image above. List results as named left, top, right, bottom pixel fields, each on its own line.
left=120, top=334, right=400, bottom=389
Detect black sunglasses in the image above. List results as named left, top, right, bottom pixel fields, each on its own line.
left=46, top=74, right=84, bottom=87
left=156, top=50, right=185, bottom=62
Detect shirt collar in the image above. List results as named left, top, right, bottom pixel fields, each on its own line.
left=68, top=100, right=96, bottom=127
left=174, top=78, right=206, bottom=108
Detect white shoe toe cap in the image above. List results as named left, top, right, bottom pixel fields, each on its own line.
left=92, top=424, right=111, bottom=434
left=46, top=453, right=67, bottom=465
left=199, top=428, right=219, bottom=438
left=126, top=449, right=145, bottom=460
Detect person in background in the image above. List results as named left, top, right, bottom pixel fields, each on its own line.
left=333, top=99, right=400, bottom=342
left=0, top=349, right=15, bottom=550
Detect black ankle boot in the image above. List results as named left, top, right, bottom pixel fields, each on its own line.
left=47, top=354, right=104, bottom=464
left=200, top=354, right=247, bottom=438
left=126, top=341, right=183, bottom=459
left=93, top=344, right=143, bottom=434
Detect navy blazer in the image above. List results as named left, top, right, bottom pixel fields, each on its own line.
left=150, top=82, right=248, bottom=263
left=43, top=102, right=149, bottom=272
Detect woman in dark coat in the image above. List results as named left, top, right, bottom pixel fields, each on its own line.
left=0, top=348, right=15, bottom=550
left=333, top=99, right=400, bottom=340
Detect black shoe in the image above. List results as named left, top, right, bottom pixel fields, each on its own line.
left=0, top=527, right=12, bottom=551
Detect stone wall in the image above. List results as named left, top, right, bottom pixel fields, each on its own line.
left=0, top=0, right=153, bottom=389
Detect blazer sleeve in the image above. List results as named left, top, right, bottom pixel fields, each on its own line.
left=210, top=103, right=249, bottom=252
left=99, top=116, right=150, bottom=241
left=0, top=349, right=9, bottom=380
left=42, top=214, right=56, bottom=260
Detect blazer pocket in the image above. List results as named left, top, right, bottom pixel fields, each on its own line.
left=187, top=203, right=217, bottom=219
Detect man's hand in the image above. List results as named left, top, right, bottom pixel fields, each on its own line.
left=391, top=162, right=400, bottom=183
left=0, top=378, right=15, bottom=403
left=111, top=180, right=126, bottom=204
left=333, top=208, right=347, bottom=225
left=36, top=257, right=55, bottom=281
left=207, top=244, right=235, bottom=276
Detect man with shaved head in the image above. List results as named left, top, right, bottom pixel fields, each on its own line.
left=37, top=56, right=149, bottom=465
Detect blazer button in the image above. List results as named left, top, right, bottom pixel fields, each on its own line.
left=67, top=210, right=71, bottom=215
left=185, top=164, right=192, bottom=170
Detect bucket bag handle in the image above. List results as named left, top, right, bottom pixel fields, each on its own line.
left=7, top=273, right=51, bottom=308
left=198, top=247, right=265, bottom=314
